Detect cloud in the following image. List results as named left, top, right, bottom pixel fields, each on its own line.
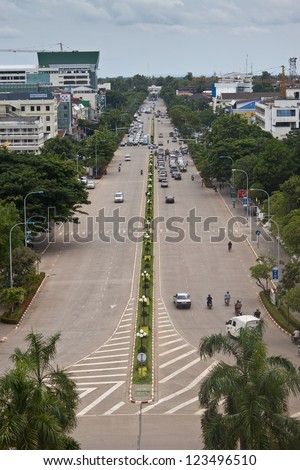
left=0, top=26, right=22, bottom=38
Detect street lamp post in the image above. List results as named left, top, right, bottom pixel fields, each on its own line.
left=141, top=271, right=150, bottom=296
left=139, top=295, right=148, bottom=326
left=249, top=188, right=270, bottom=223
left=24, top=190, right=44, bottom=247
left=269, top=218, right=281, bottom=283
left=10, top=221, right=35, bottom=287
left=232, top=169, right=249, bottom=222
left=249, top=188, right=271, bottom=255
left=136, top=329, right=147, bottom=352
left=219, top=155, right=234, bottom=187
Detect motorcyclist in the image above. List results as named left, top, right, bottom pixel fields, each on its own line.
left=140, top=169, right=143, bottom=175
left=224, top=291, right=231, bottom=306
left=207, top=294, right=213, bottom=308
left=291, top=328, right=300, bottom=344
left=191, top=175, right=194, bottom=181
left=235, top=300, right=242, bottom=315
left=228, top=241, right=232, bottom=252
left=254, top=308, right=261, bottom=319
left=118, top=166, right=121, bottom=173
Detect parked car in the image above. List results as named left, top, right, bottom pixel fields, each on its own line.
left=165, top=195, right=175, bottom=203
left=114, top=191, right=124, bottom=203
left=173, top=293, right=191, bottom=309
left=80, top=176, right=88, bottom=185
left=86, top=179, right=95, bottom=189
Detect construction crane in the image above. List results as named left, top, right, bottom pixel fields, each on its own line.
left=0, top=43, right=68, bottom=53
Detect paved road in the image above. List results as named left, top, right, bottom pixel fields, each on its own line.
left=0, top=99, right=299, bottom=451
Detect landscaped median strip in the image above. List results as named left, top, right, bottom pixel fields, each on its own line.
left=130, top=151, right=155, bottom=403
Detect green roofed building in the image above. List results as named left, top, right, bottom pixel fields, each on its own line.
left=37, top=51, right=100, bottom=90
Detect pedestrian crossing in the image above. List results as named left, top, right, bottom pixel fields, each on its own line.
left=68, top=298, right=211, bottom=417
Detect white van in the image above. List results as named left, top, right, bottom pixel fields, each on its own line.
left=225, top=315, right=260, bottom=338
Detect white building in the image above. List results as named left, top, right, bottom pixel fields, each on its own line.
left=255, top=87, right=300, bottom=139
left=0, top=114, right=45, bottom=154
left=212, top=73, right=253, bottom=112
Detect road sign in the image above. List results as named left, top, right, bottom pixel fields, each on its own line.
left=243, top=197, right=248, bottom=207
left=272, top=269, right=279, bottom=281
left=137, top=352, right=147, bottom=364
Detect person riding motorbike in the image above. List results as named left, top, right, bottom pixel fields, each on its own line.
left=254, top=308, right=261, bottom=319
left=228, top=241, right=232, bottom=252
left=207, top=294, right=213, bottom=309
left=140, top=169, right=143, bottom=175
left=191, top=175, right=194, bottom=181
left=291, top=328, right=300, bottom=344
left=118, top=166, right=121, bottom=173
left=224, top=291, right=231, bottom=306
left=235, top=300, right=242, bottom=315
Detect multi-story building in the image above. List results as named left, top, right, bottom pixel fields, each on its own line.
left=0, top=90, right=58, bottom=139
left=0, top=114, right=45, bottom=154
left=255, top=87, right=300, bottom=139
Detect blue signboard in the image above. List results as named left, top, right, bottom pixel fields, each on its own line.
left=243, top=197, right=248, bottom=207
left=272, top=269, right=279, bottom=281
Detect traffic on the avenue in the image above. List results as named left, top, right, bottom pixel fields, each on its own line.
left=0, top=98, right=299, bottom=451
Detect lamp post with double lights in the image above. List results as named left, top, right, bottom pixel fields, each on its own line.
left=24, top=190, right=44, bottom=247
left=232, top=169, right=249, bottom=222
left=136, top=328, right=147, bottom=352
left=141, top=270, right=150, bottom=296
left=139, top=295, right=148, bottom=326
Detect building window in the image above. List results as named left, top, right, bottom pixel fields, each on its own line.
left=46, top=116, right=50, bottom=121
left=30, top=106, right=34, bottom=111
left=21, top=106, right=25, bottom=111
left=276, top=109, right=296, bottom=117
left=37, top=106, right=41, bottom=111
left=46, top=126, right=51, bottom=132
left=46, top=106, right=50, bottom=111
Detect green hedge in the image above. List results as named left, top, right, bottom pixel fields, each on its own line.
left=1, top=272, right=46, bottom=324
left=260, top=291, right=300, bottom=333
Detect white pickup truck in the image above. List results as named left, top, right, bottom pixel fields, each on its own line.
left=173, top=293, right=191, bottom=309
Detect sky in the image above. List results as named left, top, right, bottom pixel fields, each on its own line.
left=0, top=0, right=299, bottom=78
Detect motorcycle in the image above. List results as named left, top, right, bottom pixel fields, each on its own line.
left=207, top=296, right=213, bottom=309
left=228, top=241, right=232, bottom=252
left=140, top=169, right=143, bottom=175
left=118, top=166, right=121, bottom=173
left=235, top=301, right=242, bottom=316
left=225, top=297, right=230, bottom=306
left=191, top=175, right=194, bottom=181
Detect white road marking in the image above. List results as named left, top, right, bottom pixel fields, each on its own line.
left=159, top=358, right=202, bottom=383
left=160, top=338, right=184, bottom=347
left=160, top=344, right=189, bottom=356
left=160, top=350, right=196, bottom=368
left=165, top=396, right=199, bottom=414
left=140, top=365, right=217, bottom=414
left=77, top=382, right=125, bottom=416
left=103, top=402, right=125, bottom=415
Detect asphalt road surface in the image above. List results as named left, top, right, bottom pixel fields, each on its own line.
left=0, top=99, right=299, bottom=450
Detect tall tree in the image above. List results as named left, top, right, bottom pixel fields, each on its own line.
left=0, top=332, right=80, bottom=449
left=198, top=326, right=300, bottom=449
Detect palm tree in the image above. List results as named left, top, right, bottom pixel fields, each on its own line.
left=0, top=331, right=80, bottom=449
left=198, top=322, right=300, bottom=449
